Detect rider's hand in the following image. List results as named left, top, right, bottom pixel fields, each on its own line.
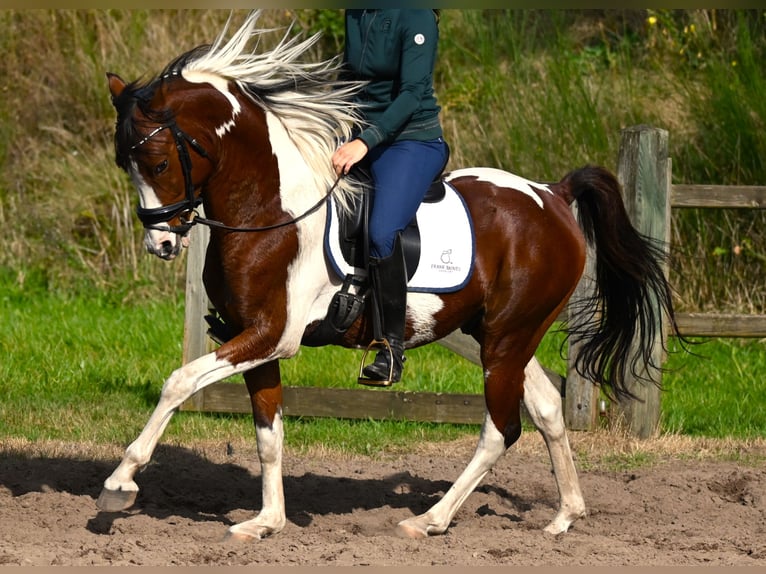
left=332, top=139, right=368, bottom=175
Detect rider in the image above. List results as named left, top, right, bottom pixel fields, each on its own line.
left=332, top=9, right=449, bottom=385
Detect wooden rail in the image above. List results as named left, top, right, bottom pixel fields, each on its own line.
left=190, top=383, right=488, bottom=425
left=671, top=184, right=766, bottom=208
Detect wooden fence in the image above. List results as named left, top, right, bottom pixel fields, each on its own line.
left=180, top=125, right=766, bottom=438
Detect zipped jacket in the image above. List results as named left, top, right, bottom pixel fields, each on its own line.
left=343, top=9, right=443, bottom=150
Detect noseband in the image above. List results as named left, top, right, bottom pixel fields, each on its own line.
left=131, top=119, right=337, bottom=235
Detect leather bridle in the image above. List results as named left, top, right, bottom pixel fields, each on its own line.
left=132, top=119, right=208, bottom=235
left=130, top=119, right=337, bottom=235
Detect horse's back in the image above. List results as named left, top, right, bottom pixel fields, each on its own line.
left=444, top=167, right=586, bottom=327
left=446, top=166, right=584, bottom=258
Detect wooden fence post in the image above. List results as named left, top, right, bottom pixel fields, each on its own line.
left=180, top=209, right=212, bottom=411
left=564, top=232, right=601, bottom=431
left=613, top=125, right=671, bottom=438
left=565, top=125, right=671, bottom=435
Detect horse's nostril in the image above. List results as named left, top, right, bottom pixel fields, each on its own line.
left=161, top=240, right=174, bottom=256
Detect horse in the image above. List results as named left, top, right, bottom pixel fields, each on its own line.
left=97, top=11, right=681, bottom=541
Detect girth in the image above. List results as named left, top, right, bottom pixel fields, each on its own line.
left=300, top=176, right=449, bottom=347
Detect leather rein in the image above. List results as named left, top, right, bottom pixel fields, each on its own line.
left=131, top=119, right=338, bottom=235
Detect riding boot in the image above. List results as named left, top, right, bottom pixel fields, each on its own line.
left=361, top=235, right=407, bottom=385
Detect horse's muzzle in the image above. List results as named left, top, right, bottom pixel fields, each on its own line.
left=145, top=229, right=189, bottom=260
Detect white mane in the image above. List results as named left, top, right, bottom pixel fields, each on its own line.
left=181, top=11, right=367, bottom=209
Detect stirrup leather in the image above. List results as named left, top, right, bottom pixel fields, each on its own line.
left=357, top=337, right=395, bottom=387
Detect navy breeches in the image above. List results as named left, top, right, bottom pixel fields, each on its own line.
left=366, top=138, right=449, bottom=258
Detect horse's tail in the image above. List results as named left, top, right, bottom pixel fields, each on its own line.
left=560, top=165, right=682, bottom=401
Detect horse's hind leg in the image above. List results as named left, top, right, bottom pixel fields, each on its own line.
left=226, top=361, right=286, bottom=541
left=397, top=352, right=525, bottom=539
left=395, top=354, right=585, bottom=539
left=396, top=409, right=507, bottom=539
left=523, top=358, right=586, bottom=533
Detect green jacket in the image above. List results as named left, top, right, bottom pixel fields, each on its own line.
left=343, top=9, right=443, bottom=150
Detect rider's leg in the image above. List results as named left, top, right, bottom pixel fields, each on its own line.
left=361, top=138, right=448, bottom=384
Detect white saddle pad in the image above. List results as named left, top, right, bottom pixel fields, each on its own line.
left=324, top=182, right=475, bottom=293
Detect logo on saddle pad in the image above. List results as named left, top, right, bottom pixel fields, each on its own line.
left=324, top=182, right=475, bottom=293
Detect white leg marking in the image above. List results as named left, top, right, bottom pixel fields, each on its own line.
left=100, top=352, right=267, bottom=508
left=227, top=411, right=286, bottom=540
left=396, top=411, right=506, bottom=538
left=523, top=357, right=586, bottom=533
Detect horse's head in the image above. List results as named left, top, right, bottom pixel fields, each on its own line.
left=107, top=67, right=223, bottom=260
left=107, top=11, right=367, bottom=261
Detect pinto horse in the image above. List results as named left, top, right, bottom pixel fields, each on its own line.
left=98, top=12, right=680, bottom=540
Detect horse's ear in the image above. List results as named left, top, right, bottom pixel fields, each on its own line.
left=106, top=72, right=127, bottom=102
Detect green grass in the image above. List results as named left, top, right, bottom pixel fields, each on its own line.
left=661, top=336, right=766, bottom=437
left=1, top=275, right=765, bottom=457
left=0, top=275, right=185, bottom=443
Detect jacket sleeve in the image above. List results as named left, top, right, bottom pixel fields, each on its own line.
left=358, top=10, right=438, bottom=149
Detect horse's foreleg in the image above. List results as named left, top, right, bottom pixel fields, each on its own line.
left=226, top=361, right=286, bottom=541
left=97, top=351, right=259, bottom=512
left=397, top=362, right=523, bottom=539
left=523, top=358, right=586, bottom=533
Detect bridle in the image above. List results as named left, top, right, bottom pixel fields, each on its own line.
left=131, top=119, right=337, bottom=235
left=132, top=119, right=208, bottom=235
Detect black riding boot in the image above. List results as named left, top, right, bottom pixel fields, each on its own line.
left=361, top=236, right=407, bottom=385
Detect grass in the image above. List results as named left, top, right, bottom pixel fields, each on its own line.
left=1, top=274, right=765, bottom=461
left=661, top=336, right=766, bottom=437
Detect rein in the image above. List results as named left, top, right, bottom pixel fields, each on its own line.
left=192, top=186, right=336, bottom=233
left=131, top=119, right=340, bottom=235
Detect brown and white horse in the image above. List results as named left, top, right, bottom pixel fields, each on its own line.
left=98, top=12, right=680, bottom=540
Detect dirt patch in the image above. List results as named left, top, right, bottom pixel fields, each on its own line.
left=1, top=432, right=765, bottom=566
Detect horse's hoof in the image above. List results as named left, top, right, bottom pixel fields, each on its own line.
left=224, top=521, right=278, bottom=542
left=96, top=487, right=137, bottom=512
left=543, top=508, right=586, bottom=535
left=222, top=530, right=258, bottom=543
left=395, top=520, right=429, bottom=539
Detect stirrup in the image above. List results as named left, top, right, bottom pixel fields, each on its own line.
left=357, top=338, right=395, bottom=387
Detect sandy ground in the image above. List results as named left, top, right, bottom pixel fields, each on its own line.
left=1, top=431, right=765, bottom=567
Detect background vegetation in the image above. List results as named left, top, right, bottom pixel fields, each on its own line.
left=0, top=10, right=765, bottom=448
left=0, top=9, right=764, bottom=311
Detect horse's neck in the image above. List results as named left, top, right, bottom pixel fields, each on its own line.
left=201, top=103, right=324, bottom=226
left=204, top=108, right=336, bottom=333
left=263, top=111, right=328, bottom=218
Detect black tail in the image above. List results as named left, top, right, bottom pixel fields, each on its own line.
left=564, top=165, right=682, bottom=401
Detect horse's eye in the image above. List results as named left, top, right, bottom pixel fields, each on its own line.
left=154, top=159, right=169, bottom=175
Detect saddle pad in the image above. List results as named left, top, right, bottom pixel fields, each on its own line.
left=324, top=182, right=475, bottom=293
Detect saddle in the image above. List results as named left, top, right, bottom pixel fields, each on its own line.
left=303, top=161, right=477, bottom=347
left=334, top=177, right=447, bottom=280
